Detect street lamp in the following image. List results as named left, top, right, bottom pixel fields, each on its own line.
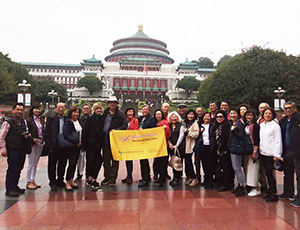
left=18, top=80, right=31, bottom=106
left=48, top=90, right=58, bottom=109
left=274, top=87, right=286, bottom=111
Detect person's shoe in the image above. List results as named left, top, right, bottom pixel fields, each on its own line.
left=235, top=186, right=246, bottom=197
left=74, top=175, right=83, bottom=182
left=231, top=186, right=240, bottom=194
left=189, top=179, right=199, bottom=187
left=90, top=181, right=100, bottom=191
left=127, top=177, right=133, bottom=185
left=101, top=178, right=111, bottom=186
left=70, top=182, right=79, bottom=189
left=50, top=185, right=57, bottom=191
left=290, top=199, right=300, bottom=207
left=170, top=179, right=179, bottom=187
left=138, top=180, right=149, bottom=188
left=86, top=179, right=92, bottom=186
left=248, top=188, right=261, bottom=197
left=153, top=175, right=158, bottom=183
left=278, top=193, right=295, bottom=201
left=32, top=180, right=41, bottom=188
left=65, top=182, right=74, bottom=192
left=57, top=181, right=66, bottom=188
left=109, top=180, right=116, bottom=187
left=166, top=174, right=171, bottom=180
left=200, top=180, right=208, bottom=187
left=157, top=181, right=164, bottom=187
left=16, top=187, right=26, bottom=194
left=121, top=177, right=128, bottom=184
left=204, top=182, right=213, bottom=189
left=217, top=186, right=227, bottom=192
left=26, top=182, right=37, bottom=190
left=265, top=194, right=278, bottom=202
left=5, top=190, right=19, bottom=197
left=185, top=178, right=193, bottom=185
left=245, top=185, right=253, bottom=194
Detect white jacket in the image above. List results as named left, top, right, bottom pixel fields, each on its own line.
left=259, top=120, right=282, bottom=158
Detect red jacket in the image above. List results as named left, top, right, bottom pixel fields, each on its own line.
left=128, top=117, right=139, bottom=130
left=157, top=119, right=171, bottom=139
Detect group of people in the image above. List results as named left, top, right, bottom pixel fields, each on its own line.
left=0, top=98, right=300, bottom=208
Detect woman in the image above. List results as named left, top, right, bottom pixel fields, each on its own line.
left=195, top=112, right=216, bottom=189
left=183, top=109, right=200, bottom=187
left=153, top=109, right=171, bottom=187
left=243, top=110, right=261, bottom=197
left=214, top=110, right=234, bottom=191
left=121, top=108, right=139, bottom=185
left=63, top=106, right=82, bottom=191
left=239, top=104, right=249, bottom=121
left=168, top=111, right=185, bottom=187
left=259, top=108, right=282, bottom=202
left=82, top=102, right=104, bottom=191
left=26, top=105, right=45, bottom=189
left=229, top=108, right=247, bottom=196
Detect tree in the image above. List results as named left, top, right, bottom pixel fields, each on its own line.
left=0, top=68, right=17, bottom=98
left=192, top=57, right=214, bottom=68
left=177, top=76, right=201, bottom=98
left=217, top=55, right=232, bottom=67
left=77, top=76, right=103, bottom=95
left=34, top=79, right=68, bottom=103
left=197, top=47, right=300, bottom=108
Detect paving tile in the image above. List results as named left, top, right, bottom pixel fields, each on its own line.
left=197, top=198, right=233, bottom=209
left=64, top=211, right=105, bottom=226
left=0, top=212, right=37, bottom=227
left=172, top=209, right=210, bottom=224
left=140, top=209, right=175, bottom=224
left=102, top=210, right=139, bottom=225
left=205, top=208, right=246, bottom=222
left=165, top=190, right=195, bottom=199
left=101, top=223, right=139, bottom=230
left=139, top=191, right=167, bottom=199
left=139, top=199, right=171, bottom=210
left=213, top=220, right=258, bottom=230
left=6, top=201, right=47, bottom=213
left=167, top=198, right=202, bottom=210
left=249, top=219, right=296, bottom=230
left=24, top=212, right=70, bottom=226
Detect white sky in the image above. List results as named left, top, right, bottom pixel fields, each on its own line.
left=0, top=0, right=299, bottom=66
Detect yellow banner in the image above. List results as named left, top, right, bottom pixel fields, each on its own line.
left=109, top=127, right=168, bottom=161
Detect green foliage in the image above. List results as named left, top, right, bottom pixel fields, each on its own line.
left=35, top=79, right=68, bottom=103
left=217, top=55, right=232, bottom=67
left=0, top=67, right=17, bottom=98
left=197, top=47, right=300, bottom=108
left=192, top=57, right=215, bottom=68
left=77, top=76, right=103, bottom=95
left=177, top=76, right=201, bottom=98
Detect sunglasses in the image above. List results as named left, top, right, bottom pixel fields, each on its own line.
left=284, top=107, right=293, bottom=110
left=216, top=116, right=224, bottom=118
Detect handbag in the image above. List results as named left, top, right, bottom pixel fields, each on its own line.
left=168, top=147, right=183, bottom=171
left=57, top=133, right=75, bottom=149
left=23, top=120, right=32, bottom=155
left=230, top=135, right=253, bottom=155
left=193, top=136, right=203, bottom=153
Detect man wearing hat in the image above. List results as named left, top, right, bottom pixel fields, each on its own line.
left=177, top=104, right=187, bottom=119
left=101, top=96, right=127, bottom=186
left=279, top=101, right=300, bottom=207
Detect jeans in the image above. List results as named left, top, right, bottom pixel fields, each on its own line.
left=26, top=145, right=43, bottom=182
left=185, top=153, right=196, bottom=179
left=6, top=149, right=26, bottom=191
left=283, top=150, right=295, bottom=196
left=230, top=154, right=246, bottom=186
left=103, top=144, right=119, bottom=181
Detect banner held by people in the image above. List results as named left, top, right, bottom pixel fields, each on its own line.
left=109, top=127, right=167, bottom=161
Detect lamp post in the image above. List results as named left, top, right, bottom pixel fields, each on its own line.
left=274, top=87, right=286, bottom=111
left=18, top=80, right=31, bottom=106
left=48, top=90, right=58, bottom=109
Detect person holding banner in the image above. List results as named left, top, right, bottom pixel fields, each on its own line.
left=168, top=111, right=185, bottom=187
left=183, top=109, right=200, bottom=187
left=153, top=109, right=171, bottom=187
left=121, top=108, right=139, bottom=185
left=102, top=97, right=127, bottom=187
left=138, top=105, right=156, bottom=188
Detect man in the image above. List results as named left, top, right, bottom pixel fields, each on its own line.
left=220, top=101, right=231, bottom=120
left=177, top=104, right=187, bottom=119
left=138, top=105, right=156, bottom=187
left=279, top=101, right=300, bottom=207
left=44, top=102, right=67, bottom=191
left=161, top=103, right=170, bottom=118
left=0, top=103, right=33, bottom=197
left=196, top=106, right=204, bottom=124
left=209, top=102, right=218, bottom=119
left=75, top=103, right=91, bottom=182
left=102, top=97, right=127, bottom=186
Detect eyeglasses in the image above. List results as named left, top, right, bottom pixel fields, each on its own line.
left=216, top=116, right=224, bottom=118
left=284, top=107, right=294, bottom=110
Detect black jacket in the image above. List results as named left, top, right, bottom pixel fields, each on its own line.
left=63, top=118, right=81, bottom=146
left=230, top=120, right=245, bottom=142
left=201, top=123, right=217, bottom=151
left=280, top=112, right=300, bottom=157
left=44, top=113, right=66, bottom=151
left=138, top=115, right=156, bottom=129
left=26, top=116, right=45, bottom=141
left=82, top=114, right=104, bottom=152
left=214, top=121, right=231, bottom=152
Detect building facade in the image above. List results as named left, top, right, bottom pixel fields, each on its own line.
left=21, top=25, right=215, bottom=101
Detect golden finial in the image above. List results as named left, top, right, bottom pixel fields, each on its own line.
left=138, top=24, right=143, bottom=31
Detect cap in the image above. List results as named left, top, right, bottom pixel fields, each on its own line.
left=106, top=96, right=119, bottom=103
left=177, top=104, right=187, bottom=108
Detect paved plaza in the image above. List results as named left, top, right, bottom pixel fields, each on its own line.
left=0, top=157, right=299, bottom=230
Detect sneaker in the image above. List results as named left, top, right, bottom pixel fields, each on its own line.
left=248, top=188, right=261, bottom=197
left=235, top=186, right=246, bottom=197
left=138, top=180, right=149, bottom=188
left=101, top=178, right=111, bottom=186
left=185, top=178, right=193, bottom=185
left=5, top=190, right=19, bottom=197
left=90, top=181, right=100, bottom=191
left=290, top=199, right=300, bottom=207
left=231, top=186, right=240, bottom=194
left=278, top=193, right=294, bottom=201
left=189, top=179, right=199, bottom=187
left=265, top=194, right=278, bottom=202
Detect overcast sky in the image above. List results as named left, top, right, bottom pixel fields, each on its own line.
left=1, top=0, right=299, bottom=66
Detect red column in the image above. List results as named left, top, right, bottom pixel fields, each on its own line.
left=150, top=79, right=153, bottom=95
left=127, top=78, right=130, bottom=95
left=158, top=79, right=161, bottom=88
left=135, top=78, right=138, bottom=95
left=143, top=78, right=146, bottom=99
left=165, top=79, right=168, bottom=90
left=120, top=77, right=123, bottom=94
